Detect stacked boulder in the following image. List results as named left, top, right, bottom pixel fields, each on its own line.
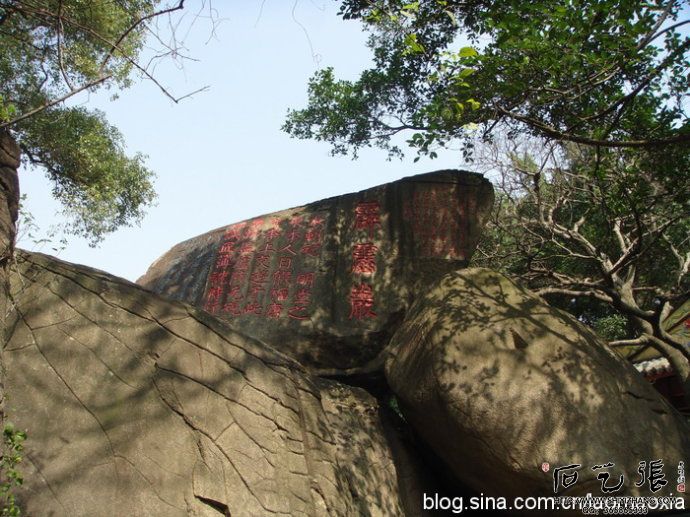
left=1, top=165, right=687, bottom=515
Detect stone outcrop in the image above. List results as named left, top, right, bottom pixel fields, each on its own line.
left=4, top=251, right=433, bottom=516
left=3, top=154, right=688, bottom=516
left=138, top=170, right=494, bottom=371
left=0, top=130, right=19, bottom=263
left=0, top=129, right=20, bottom=447
left=385, top=268, right=690, bottom=501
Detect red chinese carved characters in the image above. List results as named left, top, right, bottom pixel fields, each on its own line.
left=352, top=242, right=378, bottom=275
left=349, top=283, right=376, bottom=319
left=349, top=200, right=381, bottom=320
left=354, top=201, right=381, bottom=238
left=203, top=213, right=326, bottom=322
left=204, top=222, right=246, bottom=314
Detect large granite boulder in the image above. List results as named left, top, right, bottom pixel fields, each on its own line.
left=4, top=251, right=433, bottom=516
left=138, top=170, right=493, bottom=371
left=385, top=268, right=690, bottom=501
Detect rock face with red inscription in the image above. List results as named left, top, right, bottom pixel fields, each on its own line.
left=138, top=170, right=494, bottom=370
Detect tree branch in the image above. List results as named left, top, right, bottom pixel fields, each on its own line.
left=9, top=1, right=204, bottom=111
left=609, top=337, right=648, bottom=348
left=579, top=38, right=690, bottom=128
left=55, top=0, right=75, bottom=91
left=494, top=104, right=690, bottom=148
left=101, top=0, right=186, bottom=71
left=536, top=286, right=614, bottom=304
left=0, top=75, right=112, bottom=130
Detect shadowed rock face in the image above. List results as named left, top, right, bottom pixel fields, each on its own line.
left=6, top=152, right=687, bottom=516
left=138, top=170, right=494, bottom=371
left=0, top=130, right=20, bottom=443
left=4, top=251, right=432, bottom=516
left=385, top=268, right=690, bottom=502
left=0, top=130, right=19, bottom=263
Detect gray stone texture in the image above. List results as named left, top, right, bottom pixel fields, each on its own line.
left=4, top=251, right=430, bottom=516
left=3, top=155, right=687, bottom=516
left=385, top=268, right=690, bottom=501
left=0, top=130, right=20, bottom=442
left=0, top=130, right=19, bottom=263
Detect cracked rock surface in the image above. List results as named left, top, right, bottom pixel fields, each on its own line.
left=385, top=268, right=690, bottom=501
left=4, top=251, right=428, bottom=516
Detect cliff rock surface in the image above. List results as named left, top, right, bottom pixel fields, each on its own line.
left=5, top=251, right=431, bottom=516
left=138, top=170, right=494, bottom=371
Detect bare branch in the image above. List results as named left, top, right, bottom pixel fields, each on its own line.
left=608, top=214, right=683, bottom=277
left=642, top=19, right=690, bottom=50
left=647, top=332, right=690, bottom=363
left=101, top=1, right=186, bottom=71
left=636, top=0, right=675, bottom=51
left=612, top=218, right=630, bottom=253
left=55, top=0, right=75, bottom=91
left=493, top=104, right=690, bottom=148
left=536, top=286, right=614, bottom=304
left=3, top=0, right=208, bottom=126
left=582, top=33, right=690, bottom=129
left=609, top=337, right=648, bottom=348
left=662, top=234, right=690, bottom=285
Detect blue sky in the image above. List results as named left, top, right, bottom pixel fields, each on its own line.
left=18, top=0, right=468, bottom=281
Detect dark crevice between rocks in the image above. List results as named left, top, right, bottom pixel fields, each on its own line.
left=379, top=393, right=480, bottom=516
left=321, top=364, right=479, bottom=516
left=195, top=495, right=231, bottom=516
left=321, top=368, right=390, bottom=399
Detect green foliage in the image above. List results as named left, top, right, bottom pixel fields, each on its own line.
left=283, top=67, right=401, bottom=158
left=285, top=0, right=690, bottom=159
left=593, top=314, right=629, bottom=342
left=288, top=0, right=690, bottom=364
left=0, top=96, right=15, bottom=124
left=0, top=424, right=26, bottom=516
left=19, top=108, right=155, bottom=245
left=387, top=395, right=406, bottom=421
left=471, top=137, right=690, bottom=343
left=0, top=1, right=164, bottom=244
left=0, top=1, right=157, bottom=110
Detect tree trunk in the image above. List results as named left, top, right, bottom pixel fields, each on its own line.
left=652, top=338, right=690, bottom=400
left=619, top=284, right=690, bottom=402
left=634, top=320, right=690, bottom=403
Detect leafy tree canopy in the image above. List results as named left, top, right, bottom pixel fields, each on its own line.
left=472, top=136, right=690, bottom=389
left=284, top=0, right=690, bottom=159
left=0, top=1, right=186, bottom=244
